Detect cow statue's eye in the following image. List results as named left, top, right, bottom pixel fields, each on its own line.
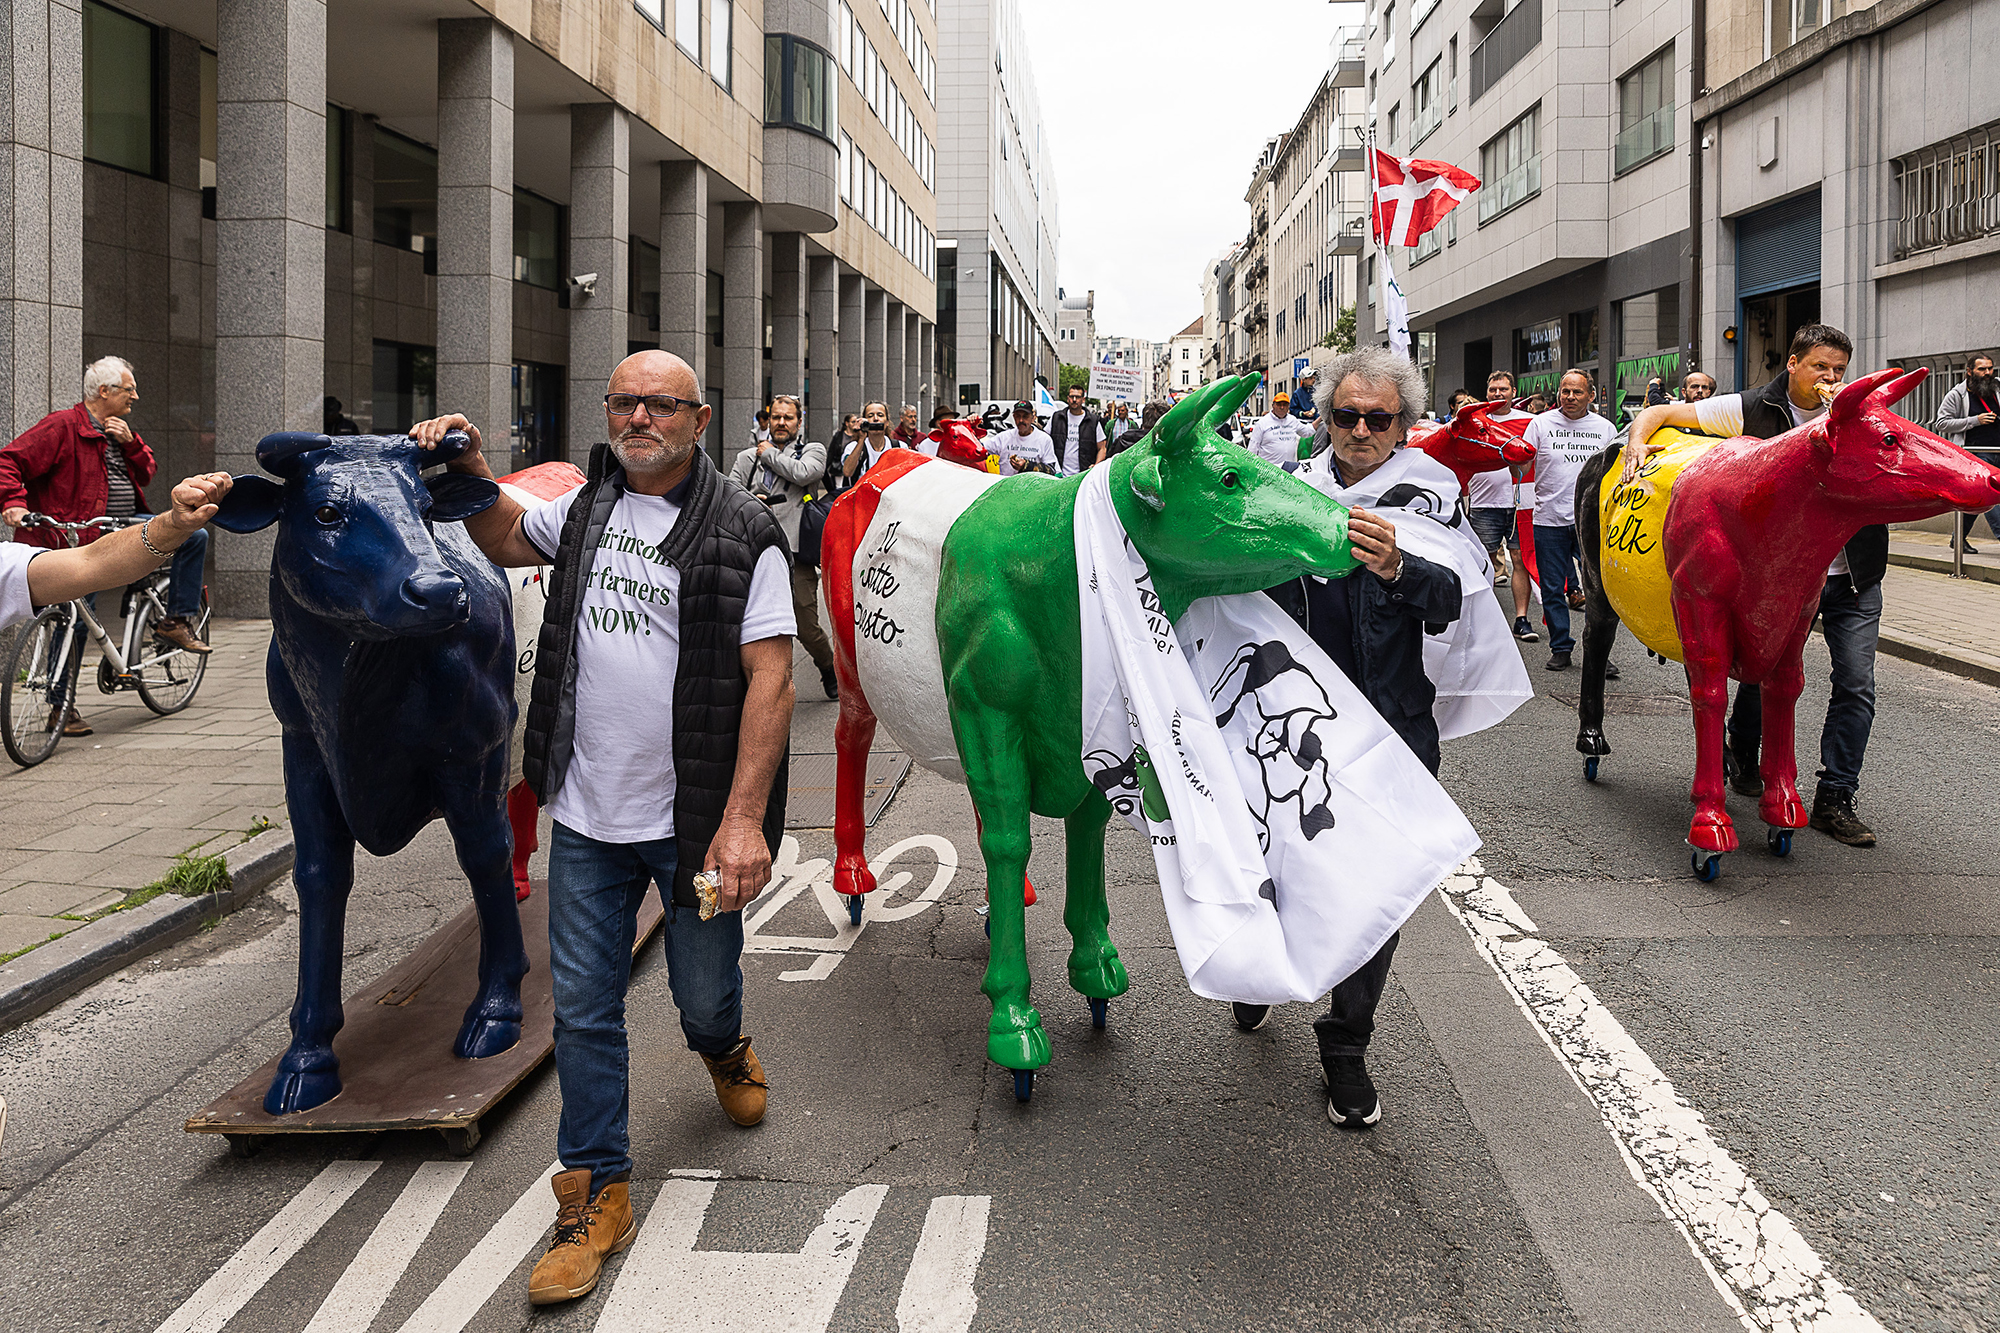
left=1882, top=432, right=1898, bottom=448
left=1222, top=470, right=1239, bottom=489
left=313, top=505, right=341, bottom=526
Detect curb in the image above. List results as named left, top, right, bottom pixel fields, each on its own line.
left=1888, top=548, right=2000, bottom=586
left=0, top=825, right=295, bottom=1035
left=1877, top=631, right=2000, bottom=690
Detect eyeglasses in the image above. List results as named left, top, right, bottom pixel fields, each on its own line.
left=605, top=393, right=700, bottom=418
left=1326, top=407, right=1398, bottom=432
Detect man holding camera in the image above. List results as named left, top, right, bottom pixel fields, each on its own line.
left=731, top=395, right=836, bottom=700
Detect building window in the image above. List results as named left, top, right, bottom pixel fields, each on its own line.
left=373, top=127, right=439, bottom=273
left=373, top=341, right=437, bottom=433
left=710, top=0, right=732, bottom=91
left=513, top=190, right=561, bottom=289
left=325, top=105, right=348, bottom=230
left=1893, top=117, right=2000, bottom=260
left=1478, top=106, right=1540, bottom=223
left=1387, top=103, right=1401, bottom=155
left=1382, top=0, right=1397, bottom=69
left=765, top=34, right=837, bottom=141
left=510, top=362, right=566, bottom=471
left=1615, top=44, right=1674, bottom=175
left=673, top=0, right=701, bottom=57
left=82, top=0, right=158, bottom=177
left=1411, top=58, right=1443, bottom=149
left=1448, top=36, right=1458, bottom=110
left=634, top=0, right=666, bottom=31
left=1773, top=0, right=1847, bottom=58
left=631, top=237, right=661, bottom=330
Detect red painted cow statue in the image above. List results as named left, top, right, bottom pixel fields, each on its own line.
left=1408, top=399, right=1538, bottom=501
left=1574, top=368, right=2000, bottom=877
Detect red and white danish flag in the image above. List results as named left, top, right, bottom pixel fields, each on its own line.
left=1370, top=149, right=1481, bottom=247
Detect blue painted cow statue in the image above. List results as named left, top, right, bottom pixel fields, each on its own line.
left=213, top=430, right=528, bottom=1115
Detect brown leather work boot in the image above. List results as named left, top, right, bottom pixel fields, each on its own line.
left=58, top=708, right=91, bottom=737
left=701, top=1036, right=768, bottom=1126
left=526, top=1168, right=635, bottom=1306
left=152, top=617, right=211, bottom=655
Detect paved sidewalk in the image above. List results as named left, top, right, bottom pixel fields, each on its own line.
left=1877, top=564, right=2000, bottom=687
left=0, top=619, right=283, bottom=959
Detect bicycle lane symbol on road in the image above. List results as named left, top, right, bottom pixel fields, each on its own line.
left=741, top=833, right=959, bottom=982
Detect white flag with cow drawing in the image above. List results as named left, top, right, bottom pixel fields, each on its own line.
left=1072, top=466, right=1480, bottom=1003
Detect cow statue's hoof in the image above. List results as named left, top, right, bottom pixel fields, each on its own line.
left=987, top=1002, right=1050, bottom=1073
left=454, top=1015, right=523, bottom=1060
left=1576, top=726, right=1611, bottom=757
left=1066, top=940, right=1130, bottom=1005
left=1758, top=785, right=1806, bottom=831
left=833, top=854, right=876, bottom=900
left=1687, top=809, right=1738, bottom=854
left=264, top=1051, right=342, bottom=1115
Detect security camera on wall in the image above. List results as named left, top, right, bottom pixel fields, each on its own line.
left=568, top=273, right=600, bottom=299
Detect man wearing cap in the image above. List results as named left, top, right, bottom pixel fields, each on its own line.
left=1247, top=392, right=1307, bottom=466
left=1293, top=369, right=1319, bottom=425
left=984, top=400, right=1059, bottom=475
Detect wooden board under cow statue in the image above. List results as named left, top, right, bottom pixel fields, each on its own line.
left=1572, top=368, right=2000, bottom=881
left=820, top=376, right=1484, bottom=1102
left=185, top=432, right=648, bottom=1155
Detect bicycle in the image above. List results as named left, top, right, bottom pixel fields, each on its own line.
left=2, top=515, right=212, bottom=767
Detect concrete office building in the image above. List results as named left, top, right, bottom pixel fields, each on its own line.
left=1268, top=34, right=1368, bottom=405
left=1358, top=0, right=1693, bottom=417
left=935, top=0, right=1060, bottom=408
left=0, top=0, right=938, bottom=614
left=1056, top=287, right=1093, bottom=359
left=1693, top=0, right=1998, bottom=423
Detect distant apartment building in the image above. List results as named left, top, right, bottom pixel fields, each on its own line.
left=935, top=0, right=1061, bottom=407
left=1693, top=0, right=1997, bottom=422
left=1166, top=318, right=1205, bottom=396
left=1268, top=35, right=1369, bottom=406
left=1057, top=289, right=1095, bottom=360
left=0, top=0, right=939, bottom=614
left=1359, top=0, right=1693, bottom=417
left=1234, top=135, right=1284, bottom=412
left=1201, top=243, right=1241, bottom=389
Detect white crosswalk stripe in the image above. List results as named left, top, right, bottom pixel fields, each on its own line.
left=302, top=1160, right=471, bottom=1333
left=895, top=1195, right=991, bottom=1333
left=391, top=1159, right=562, bottom=1333
left=155, top=1160, right=381, bottom=1333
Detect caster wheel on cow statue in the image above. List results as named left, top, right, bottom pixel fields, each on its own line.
left=440, top=1124, right=481, bottom=1157
left=226, top=1134, right=261, bottom=1160
left=1088, top=998, right=1108, bottom=1030
left=1583, top=757, right=1599, bottom=783
left=1767, top=827, right=1793, bottom=858
left=846, top=894, right=864, bottom=926
left=1012, top=1070, right=1035, bottom=1102
left=1690, top=850, right=1722, bottom=882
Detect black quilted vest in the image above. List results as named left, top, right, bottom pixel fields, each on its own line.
left=522, top=444, right=790, bottom=906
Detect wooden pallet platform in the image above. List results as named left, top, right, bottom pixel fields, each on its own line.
left=185, top=884, right=663, bottom=1155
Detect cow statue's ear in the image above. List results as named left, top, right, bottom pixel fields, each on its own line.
left=1130, top=456, right=1167, bottom=512
left=209, top=475, right=284, bottom=533
left=424, top=472, right=501, bottom=522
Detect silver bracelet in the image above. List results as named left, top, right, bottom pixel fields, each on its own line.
left=138, top=517, right=172, bottom=561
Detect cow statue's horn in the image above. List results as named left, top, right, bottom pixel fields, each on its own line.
left=255, top=431, right=334, bottom=479
left=1828, top=367, right=1916, bottom=442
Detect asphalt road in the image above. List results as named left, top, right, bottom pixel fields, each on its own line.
left=0, top=600, right=1992, bottom=1333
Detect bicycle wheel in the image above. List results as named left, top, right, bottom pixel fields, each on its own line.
left=3, top=606, right=77, bottom=767
left=135, top=585, right=209, bottom=715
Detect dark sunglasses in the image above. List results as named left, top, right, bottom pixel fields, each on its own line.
left=605, top=393, right=700, bottom=418
left=1326, top=407, right=1398, bottom=432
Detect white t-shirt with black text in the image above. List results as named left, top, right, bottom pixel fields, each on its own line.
left=0, top=543, right=41, bottom=631
left=988, top=427, right=1058, bottom=475
left=521, top=486, right=796, bottom=844
left=1525, top=409, right=1620, bottom=527
left=1690, top=390, right=1847, bottom=575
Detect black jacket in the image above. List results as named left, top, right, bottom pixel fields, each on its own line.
left=522, top=444, right=789, bottom=906
left=1048, top=409, right=1101, bottom=472
left=1264, top=552, right=1462, bottom=775
left=1740, top=372, right=1887, bottom=591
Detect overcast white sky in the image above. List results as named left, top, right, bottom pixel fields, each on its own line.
left=1018, top=1, right=1363, bottom=345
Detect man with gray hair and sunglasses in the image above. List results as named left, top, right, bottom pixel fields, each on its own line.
left=1245, top=345, right=1465, bottom=1131
left=412, top=348, right=795, bottom=1306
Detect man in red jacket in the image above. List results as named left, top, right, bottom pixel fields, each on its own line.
left=0, top=357, right=210, bottom=734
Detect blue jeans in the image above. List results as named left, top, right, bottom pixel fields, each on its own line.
left=166, top=526, right=206, bottom=617
left=1532, top=524, right=1581, bottom=654
left=1728, top=576, right=1881, bottom=795
left=547, top=822, right=746, bottom=1194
